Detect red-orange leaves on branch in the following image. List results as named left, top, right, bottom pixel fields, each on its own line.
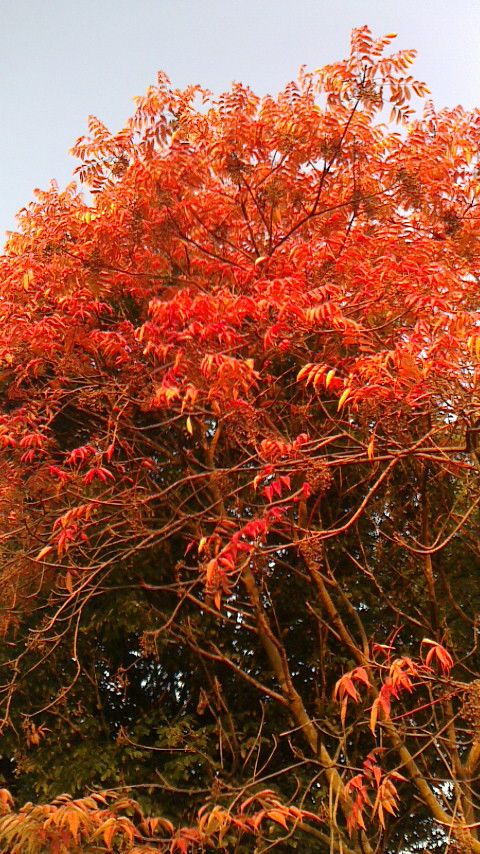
left=1, top=23, right=480, bottom=854
left=421, top=638, right=454, bottom=675
left=334, top=666, right=370, bottom=726
left=344, top=752, right=405, bottom=836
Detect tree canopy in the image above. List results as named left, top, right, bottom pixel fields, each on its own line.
left=0, top=25, right=479, bottom=854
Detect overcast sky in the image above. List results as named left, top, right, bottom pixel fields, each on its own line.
left=1, top=0, right=479, bottom=242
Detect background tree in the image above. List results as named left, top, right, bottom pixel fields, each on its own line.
left=0, top=26, right=479, bottom=853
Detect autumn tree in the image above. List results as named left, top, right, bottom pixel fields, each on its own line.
left=0, top=26, right=479, bottom=853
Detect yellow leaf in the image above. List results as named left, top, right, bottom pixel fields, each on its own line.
left=186, top=416, right=193, bottom=435
left=337, top=387, right=351, bottom=410
left=22, top=270, right=34, bottom=290
left=325, top=368, right=336, bottom=388
left=296, top=363, right=312, bottom=382
left=254, top=255, right=268, bottom=265
left=36, top=545, right=53, bottom=561
left=164, top=387, right=180, bottom=402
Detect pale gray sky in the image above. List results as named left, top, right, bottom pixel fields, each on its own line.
left=1, top=0, right=479, bottom=242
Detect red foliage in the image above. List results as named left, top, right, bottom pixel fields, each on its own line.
left=0, top=24, right=480, bottom=854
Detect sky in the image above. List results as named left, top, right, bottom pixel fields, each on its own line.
left=1, top=0, right=480, bottom=243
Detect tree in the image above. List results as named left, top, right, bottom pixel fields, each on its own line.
left=0, top=24, right=479, bottom=853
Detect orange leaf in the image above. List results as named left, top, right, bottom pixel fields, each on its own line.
left=370, top=697, right=380, bottom=735
left=36, top=545, right=53, bottom=561
left=267, top=808, right=289, bottom=830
